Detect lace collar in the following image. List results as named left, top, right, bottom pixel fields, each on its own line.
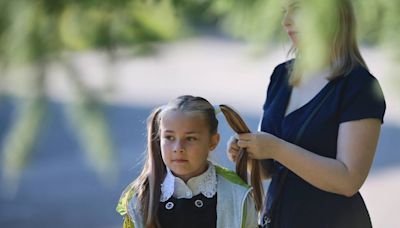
left=160, top=162, right=217, bottom=202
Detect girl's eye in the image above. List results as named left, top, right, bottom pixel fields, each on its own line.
left=164, top=136, right=175, bottom=141
left=187, top=136, right=197, bottom=141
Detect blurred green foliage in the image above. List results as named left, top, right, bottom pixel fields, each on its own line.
left=0, top=0, right=398, bottom=192
left=0, top=0, right=398, bottom=62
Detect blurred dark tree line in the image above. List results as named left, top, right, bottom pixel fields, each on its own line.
left=0, top=0, right=398, bottom=192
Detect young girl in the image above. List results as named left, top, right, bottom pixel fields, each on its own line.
left=116, top=95, right=258, bottom=228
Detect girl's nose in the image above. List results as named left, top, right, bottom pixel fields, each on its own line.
left=173, top=140, right=185, bottom=153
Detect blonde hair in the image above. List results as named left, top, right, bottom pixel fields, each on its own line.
left=289, top=0, right=367, bottom=85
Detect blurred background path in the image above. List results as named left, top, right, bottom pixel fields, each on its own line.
left=1, top=37, right=399, bottom=227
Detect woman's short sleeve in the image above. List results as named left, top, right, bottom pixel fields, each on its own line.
left=339, top=72, right=386, bottom=123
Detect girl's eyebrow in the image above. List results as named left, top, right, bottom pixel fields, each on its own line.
left=162, top=130, right=199, bottom=134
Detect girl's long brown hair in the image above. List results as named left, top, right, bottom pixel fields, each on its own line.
left=220, top=104, right=264, bottom=212
left=130, top=95, right=219, bottom=228
left=131, top=107, right=165, bottom=228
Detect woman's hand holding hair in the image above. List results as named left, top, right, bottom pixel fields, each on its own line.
left=235, top=132, right=283, bottom=160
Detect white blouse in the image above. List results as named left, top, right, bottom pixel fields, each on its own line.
left=160, top=162, right=217, bottom=202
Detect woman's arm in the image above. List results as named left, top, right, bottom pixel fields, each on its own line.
left=236, top=118, right=381, bottom=197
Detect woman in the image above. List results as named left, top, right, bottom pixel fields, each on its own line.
left=227, top=0, right=386, bottom=227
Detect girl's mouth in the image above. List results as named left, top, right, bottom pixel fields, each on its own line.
left=173, top=159, right=188, bottom=163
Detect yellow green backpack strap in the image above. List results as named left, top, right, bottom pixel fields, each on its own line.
left=116, top=183, right=136, bottom=216
left=215, top=165, right=249, bottom=188
left=123, top=215, right=135, bottom=228
left=116, top=183, right=136, bottom=228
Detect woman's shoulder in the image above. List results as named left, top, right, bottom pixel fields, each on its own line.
left=266, top=59, right=293, bottom=92
left=271, top=59, right=293, bottom=78
left=275, top=59, right=293, bottom=70
left=339, top=65, right=380, bottom=88
left=261, top=60, right=292, bottom=109
left=336, top=64, right=386, bottom=123
left=336, top=64, right=385, bottom=100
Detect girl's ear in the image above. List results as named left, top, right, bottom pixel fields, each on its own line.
left=209, top=133, right=220, bottom=151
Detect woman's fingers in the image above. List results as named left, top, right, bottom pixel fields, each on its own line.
left=235, top=133, right=259, bottom=158
left=234, top=133, right=253, bottom=148
left=236, top=139, right=251, bottom=149
left=235, top=133, right=252, bottom=141
left=227, top=136, right=240, bottom=162
left=229, top=136, right=240, bottom=150
left=234, top=134, right=251, bottom=148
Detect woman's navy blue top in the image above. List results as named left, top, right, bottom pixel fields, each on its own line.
left=260, top=60, right=386, bottom=228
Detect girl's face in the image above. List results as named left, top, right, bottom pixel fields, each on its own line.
left=159, top=110, right=219, bottom=182
left=282, top=1, right=300, bottom=46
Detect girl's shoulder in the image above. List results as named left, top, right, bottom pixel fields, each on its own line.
left=116, top=182, right=136, bottom=217
left=116, top=183, right=144, bottom=228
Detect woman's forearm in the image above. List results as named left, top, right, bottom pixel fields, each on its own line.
left=238, top=119, right=380, bottom=195
left=272, top=140, right=361, bottom=196
left=271, top=119, right=380, bottom=196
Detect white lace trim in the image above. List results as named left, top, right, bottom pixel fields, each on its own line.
left=160, top=162, right=217, bottom=202
left=160, top=168, right=175, bottom=202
